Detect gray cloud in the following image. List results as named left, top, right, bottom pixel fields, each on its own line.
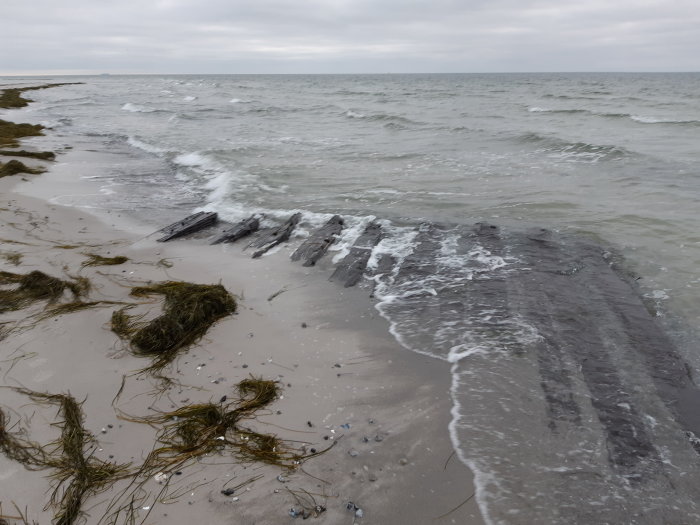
left=2, top=0, right=699, bottom=74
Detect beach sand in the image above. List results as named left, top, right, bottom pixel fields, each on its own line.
left=0, top=133, right=484, bottom=523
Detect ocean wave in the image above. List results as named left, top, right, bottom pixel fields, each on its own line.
left=344, top=110, right=421, bottom=129
left=528, top=106, right=700, bottom=126
left=127, top=136, right=168, bottom=155
left=630, top=115, right=700, bottom=125
left=516, top=132, right=631, bottom=162
left=121, top=102, right=163, bottom=113
left=528, top=107, right=588, bottom=114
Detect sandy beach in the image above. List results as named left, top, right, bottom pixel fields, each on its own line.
left=0, top=89, right=483, bottom=524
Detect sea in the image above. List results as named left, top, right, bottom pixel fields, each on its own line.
left=2, top=73, right=700, bottom=524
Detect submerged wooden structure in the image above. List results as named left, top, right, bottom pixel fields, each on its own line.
left=156, top=211, right=218, bottom=242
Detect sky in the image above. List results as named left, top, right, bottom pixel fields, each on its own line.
left=2, top=0, right=699, bottom=75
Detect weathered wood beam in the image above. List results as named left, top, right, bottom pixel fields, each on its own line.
left=329, top=221, right=382, bottom=287
left=156, top=211, right=218, bottom=242
left=248, top=212, right=302, bottom=258
left=290, top=215, right=344, bottom=266
left=210, top=215, right=260, bottom=245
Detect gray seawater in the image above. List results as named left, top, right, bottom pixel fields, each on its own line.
left=3, top=73, right=700, bottom=524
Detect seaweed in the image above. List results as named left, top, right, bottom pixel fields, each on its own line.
left=81, top=253, right=129, bottom=267
left=0, top=150, right=55, bottom=161
left=1, top=251, right=22, bottom=265
left=38, top=300, right=125, bottom=321
left=0, top=84, right=83, bottom=110
left=114, top=281, right=236, bottom=370
left=0, top=159, right=45, bottom=177
left=0, top=270, right=89, bottom=312
left=121, top=377, right=315, bottom=471
left=0, top=502, right=38, bottom=525
left=0, top=120, right=45, bottom=148
left=0, top=389, right=131, bottom=525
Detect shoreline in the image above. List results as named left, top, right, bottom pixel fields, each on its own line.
left=0, top=89, right=484, bottom=524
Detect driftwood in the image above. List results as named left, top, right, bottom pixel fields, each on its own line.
left=329, top=222, right=382, bottom=287
left=291, top=215, right=344, bottom=266
left=157, top=211, right=218, bottom=242
left=248, top=213, right=302, bottom=259
left=210, top=215, right=260, bottom=245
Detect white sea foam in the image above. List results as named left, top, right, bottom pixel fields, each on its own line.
left=328, top=215, right=377, bottom=263
left=121, top=102, right=156, bottom=113
left=345, top=110, right=365, bottom=118
left=528, top=107, right=550, bottom=112
left=631, top=115, right=700, bottom=124
left=173, top=151, right=214, bottom=169
left=183, top=96, right=197, bottom=102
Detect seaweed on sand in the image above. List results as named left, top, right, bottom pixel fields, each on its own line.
left=1, top=251, right=22, bottom=265
left=112, top=281, right=236, bottom=370
left=0, top=389, right=131, bottom=525
left=0, top=270, right=89, bottom=313
left=0, top=120, right=45, bottom=148
left=0, top=159, right=45, bottom=177
left=122, top=377, right=323, bottom=472
left=0, top=84, right=83, bottom=110
left=0, top=149, right=55, bottom=161
left=81, top=253, right=129, bottom=267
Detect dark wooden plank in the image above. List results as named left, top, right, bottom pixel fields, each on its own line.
left=329, top=221, right=382, bottom=287
left=249, top=212, right=302, bottom=258
left=210, top=215, right=260, bottom=245
left=156, top=211, right=218, bottom=242
left=291, top=215, right=344, bottom=266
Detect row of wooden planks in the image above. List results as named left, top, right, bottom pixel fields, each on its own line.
left=155, top=211, right=383, bottom=287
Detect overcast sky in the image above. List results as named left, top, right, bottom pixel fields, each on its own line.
left=2, top=0, right=699, bottom=75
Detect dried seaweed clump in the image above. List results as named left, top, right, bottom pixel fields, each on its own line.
left=0, top=270, right=89, bottom=313
left=124, top=377, right=314, bottom=471
left=81, top=253, right=129, bottom=267
left=0, top=119, right=45, bottom=148
left=113, top=281, right=236, bottom=369
left=0, top=389, right=131, bottom=525
left=0, top=159, right=45, bottom=177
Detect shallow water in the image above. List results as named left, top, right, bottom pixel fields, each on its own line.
left=3, top=73, right=700, bottom=523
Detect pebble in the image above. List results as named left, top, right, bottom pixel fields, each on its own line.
left=301, top=322, right=307, bottom=328
left=374, top=434, right=384, bottom=442
left=242, top=364, right=248, bottom=368
left=232, top=497, right=239, bottom=502
left=399, top=457, right=409, bottom=465
left=348, top=449, right=359, bottom=457
left=221, top=488, right=235, bottom=496
left=369, top=474, right=378, bottom=482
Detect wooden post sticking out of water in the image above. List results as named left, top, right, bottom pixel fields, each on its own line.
left=248, top=213, right=302, bottom=258
left=156, top=212, right=218, bottom=242
left=291, top=215, right=344, bottom=266
left=210, top=215, right=260, bottom=245
left=330, top=221, right=382, bottom=287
